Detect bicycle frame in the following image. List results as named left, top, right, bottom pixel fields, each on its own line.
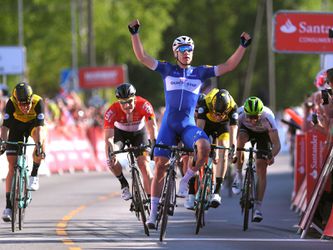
left=240, top=147, right=256, bottom=232
left=110, top=143, right=150, bottom=236
left=3, top=139, right=36, bottom=232
left=238, top=145, right=270, bottom=231
left=154, top=144, right=193, bottom=242
left=195, top=144, right=232, bottom=234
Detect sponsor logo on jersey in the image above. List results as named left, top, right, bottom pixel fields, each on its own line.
left=165, top=76, right=201, bottom=94
left=142, top=102, right=153, bottom=114
left=37, top=113, right=45, bottom=120
left=105, top=109, right=114, bottom=121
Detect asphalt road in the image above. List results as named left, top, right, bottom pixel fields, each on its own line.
left=0, top=153, right=332, bottom=250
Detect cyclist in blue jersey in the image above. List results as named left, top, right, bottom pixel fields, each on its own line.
left=128, top=19, right=251, bottom=229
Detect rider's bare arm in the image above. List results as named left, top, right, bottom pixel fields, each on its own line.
left=129, top=19, right=157, bottom=70
left=215, top=32, right=251, bottom=76
left=146, top=118, right=158, bottom=142
left=104, top=128, right=115, bottom=158
left=196, top=118, right=206, bottom=130
left=267, top=129, right=281, bottom=165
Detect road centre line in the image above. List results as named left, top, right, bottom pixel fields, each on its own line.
left=55, top=192, right=119, bottom=249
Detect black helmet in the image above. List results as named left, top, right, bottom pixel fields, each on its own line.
left=115, top=83, right=136, bottom=99
left=212, top=89, right=232, bottom=114
left=13, top=82, right=33, bottom=103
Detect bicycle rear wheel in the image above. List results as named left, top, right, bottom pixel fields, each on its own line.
left=132, top=169, right=150, bottom=236
left=226, top=164, right=233, bottom=198
left=11, top=168, right=20, bottom=232
left=195, top=173, right=210, bottom=234
left=242, top=168, right=252, bottom=231
left=159, top=172, right=174, bottom=242
left=19, top=173, right=29, bottom=230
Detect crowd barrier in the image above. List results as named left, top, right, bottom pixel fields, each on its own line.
left=291, top=128, right=333, bottom=239
left=45, top=125, right=108, bottom=174
left=0, top=125, right=108, bottom=179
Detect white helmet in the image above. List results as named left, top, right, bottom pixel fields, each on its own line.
left=172, top=36, right=194, bottom=52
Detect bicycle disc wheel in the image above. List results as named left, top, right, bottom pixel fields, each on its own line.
left=11, top=169, right=20, bottom=232
left=242, top=168, right=251, bottom=231
left=19, top=174, right=28, bottom=230
left=132, top=169, right=150, bottom=236
left=195, top=174, right=209, bottom=234
left=159, top=173, right=174, bottom=242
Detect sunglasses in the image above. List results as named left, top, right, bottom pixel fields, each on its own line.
left=119, top=98, right=134, bottom=105
left=246, top=114, right=259, bottom=120
left=18, top=101, right=31, bottom=107
left=177, top=45, right=193, bottom=53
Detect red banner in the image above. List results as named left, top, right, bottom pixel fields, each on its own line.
left=78, top=65, right=127, bottom=89
left=305, top=130, right=328, bottom=203
left=273, top=11, right=333, bottom=53
left=293, top=134, right=306, bottom=199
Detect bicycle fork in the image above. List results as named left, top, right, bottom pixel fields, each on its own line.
left=18, top=166, right=31, bottom=209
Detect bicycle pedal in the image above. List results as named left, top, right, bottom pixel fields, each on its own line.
left=168, top=205, right=175, bottom=216
left=129, top=203, right=135, bottom=212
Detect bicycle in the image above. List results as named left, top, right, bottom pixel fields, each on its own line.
left=154, top=143, right=193, bottom=242
left=195, top=144, right=232, bottom=234
left=237, top=144, right=270, bottom=231
left=109, top=142, right=151, bottom=236
left=1, top=137, right=38, bottom=232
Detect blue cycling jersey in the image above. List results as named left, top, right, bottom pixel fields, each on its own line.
left=155, top=61, right=216, bottom=114
left=154, top=60, right=216, bottom=157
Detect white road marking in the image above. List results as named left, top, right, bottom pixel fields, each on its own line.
left=0, top=237, right=328, bottom=243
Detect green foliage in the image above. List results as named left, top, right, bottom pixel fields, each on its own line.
left=0, top=0, right=332, bottom=111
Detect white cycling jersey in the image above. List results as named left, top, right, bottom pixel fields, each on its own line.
left=237, top=106, right=277, bottom=133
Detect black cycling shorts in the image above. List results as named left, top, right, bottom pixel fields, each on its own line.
left=6, top=120, right=35, bottom=155
left=203, top=119, right=229, bottom=141
left=114, top=127, right=148, bottom=157
left=239, top=124, right=272, bottom=159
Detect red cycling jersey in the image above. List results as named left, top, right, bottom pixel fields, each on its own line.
left=104, top=96, right=155, bottom=132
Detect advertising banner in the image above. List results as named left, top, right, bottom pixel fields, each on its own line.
left=273, top=11, right=333, bottom=53
left=305, top=130, right=328, bottom=203
left=78, top=65, right=127, bottom=89
left=0, top=46, right=26, bottom=75
left=294, top=134, right=306, bottom=198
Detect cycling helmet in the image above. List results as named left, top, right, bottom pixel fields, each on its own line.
left=115, top=83, right=136, bottom=99
left=13, top=82, right=33, bottom=103
left=172, top=36, right=195, bottom=52
left=244, top=96, right=264, bottom=116
left=212, top=89, right=232, bottom=114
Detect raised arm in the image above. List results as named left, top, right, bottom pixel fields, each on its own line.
left=128, top=19, right=157, bottom=70
left=215, top=32, right=251, bottom=77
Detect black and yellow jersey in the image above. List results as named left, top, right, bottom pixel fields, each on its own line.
left=3, top=94, right=45, bottom=128
left=197, top=88, right=238, bottom=125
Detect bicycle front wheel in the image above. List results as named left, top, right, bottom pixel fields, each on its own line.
left=19, top=173, right=29, bottom=230
left=132, top=169, right=150, bottom=236
left=242, top=168, right=252, bottom=231
left=159, top=172, right=175, bottom=242
left=11, top=167, right=20, bottom=232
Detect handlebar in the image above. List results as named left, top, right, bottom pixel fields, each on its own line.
left=0, top=140, right=37, bottom=147
left=154, top=144, right=194, bottom=153
left=109, top=144, right=151, bottom=157
left=210, top=144, right=233, bottom=151
left=237, top=147, right=272, bottom=159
